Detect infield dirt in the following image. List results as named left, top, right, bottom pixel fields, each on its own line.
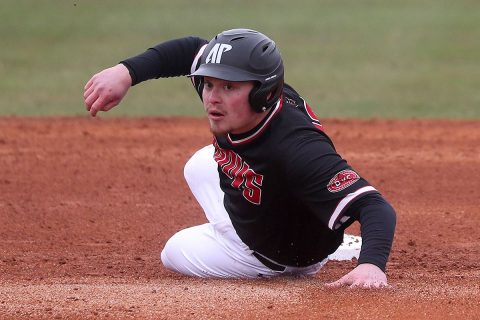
left=0, top=117, right=479, bottom=319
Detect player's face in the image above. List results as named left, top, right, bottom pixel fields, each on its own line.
left=203, top=77, right=267, bottom=136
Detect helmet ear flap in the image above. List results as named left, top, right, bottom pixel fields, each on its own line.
left=249, top=82, right=267, bottom=112
left=249, top=81, right=284, bottom=113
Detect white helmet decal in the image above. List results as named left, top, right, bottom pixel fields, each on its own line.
left=206, top=43, right=232, bottom=64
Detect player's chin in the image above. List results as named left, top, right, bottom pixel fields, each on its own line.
left=208, top=121, right=229, bottom=137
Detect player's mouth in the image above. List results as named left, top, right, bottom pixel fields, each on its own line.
left=207, top=109, right=225, bottom=120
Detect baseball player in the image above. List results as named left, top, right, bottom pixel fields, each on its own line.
left=84, top=29, right=396, bottom=288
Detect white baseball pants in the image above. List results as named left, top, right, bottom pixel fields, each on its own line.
left=160, top=145, right=359, bottom=278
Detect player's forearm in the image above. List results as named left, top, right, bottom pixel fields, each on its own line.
left=355, top=194, right=396, bottom=272
left=120, top=36, right=208, bottom=85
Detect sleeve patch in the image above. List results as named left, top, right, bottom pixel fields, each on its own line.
left=327, top=169, right=360, bottom=193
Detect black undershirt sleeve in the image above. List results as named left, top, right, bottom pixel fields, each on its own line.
left=120, top=36, right=208, bottom=85
left=343, top=193, right=396, bottom=272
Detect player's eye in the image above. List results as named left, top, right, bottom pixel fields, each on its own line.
left=204, top=81, right=213, bottom=89
left=224, top=83, right=234, bottom=91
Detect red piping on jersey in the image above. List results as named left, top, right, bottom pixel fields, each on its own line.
left=301, top=98, right=324, bottom=132
left=227, top=96, right=284, bottom=146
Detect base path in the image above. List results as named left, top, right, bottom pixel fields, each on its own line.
left=0, top=117, right=479, bottom=319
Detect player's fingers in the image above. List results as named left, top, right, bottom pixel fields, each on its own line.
left=84, top=77, right=94, bottom=91
left=89, top=98, right=118, bottom=117
left=84, top=90, right=99, bottom=111
left=83, top=85, right=95, bottom=102
left=89, top=97, right=108, bottom=117
left=349, top=281, right=370, bottom=289
left=325, top=276, right=351, bottom=288
left=349, top=280, right=390, bottom=289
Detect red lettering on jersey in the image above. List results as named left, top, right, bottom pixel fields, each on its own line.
left=231, top=162, right=248, bottom=187
left=327, top=169, right=360, bottom=193
left=213, top=141, right=263, bottom=205
left=215, top=149, right=231, bottom=167
left=243, top=170, right=264, bottom=205
left=223, top=151, right=240, bottom=178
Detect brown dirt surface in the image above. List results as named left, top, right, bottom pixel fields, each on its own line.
left=0, top=117, right=479, bottom=319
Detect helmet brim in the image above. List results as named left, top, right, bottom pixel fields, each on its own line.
left=189, top=64, right=262, bottom=82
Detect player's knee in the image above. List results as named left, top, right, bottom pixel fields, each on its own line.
left=160, top=247, right=176, bottom=272
left=160, top=233, right=182, bottom=272
left=160, top=229, right=201, bottom=276
left=160, top=225, right=219, bottom=277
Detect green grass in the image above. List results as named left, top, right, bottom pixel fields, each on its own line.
left=1, top=0, right=479, bottom=118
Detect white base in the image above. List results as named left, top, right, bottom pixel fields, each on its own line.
left=328, top=234, right=362, bottom=261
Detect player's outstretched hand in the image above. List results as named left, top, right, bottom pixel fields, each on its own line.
left=325, top=263, right=390, bottom=289
left=84, top=64, right=132, bottom=117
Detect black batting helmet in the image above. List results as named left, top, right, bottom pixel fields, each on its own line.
left=190, top=29, right=284, bottom=112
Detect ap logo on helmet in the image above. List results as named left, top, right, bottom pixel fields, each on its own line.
left=206, top=43, right=232, bottom=64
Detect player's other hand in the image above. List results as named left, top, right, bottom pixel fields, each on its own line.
left=325, top=263, right=390, bottom=289
left=83, top=64, right=132, bottom=117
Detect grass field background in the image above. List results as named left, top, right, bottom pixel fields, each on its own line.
left=1, top=0, right=479, bottom=118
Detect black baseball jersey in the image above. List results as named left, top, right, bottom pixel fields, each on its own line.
left=121, top=36, right=396, bottom=270
left=210, top=87, right=378, bottom=266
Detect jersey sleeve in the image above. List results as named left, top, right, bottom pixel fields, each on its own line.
left=282, top=131, right=377, bottom=231
left=120, top=36, right=208, bottom=85
left=344, top=193, right=396, bottom=271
